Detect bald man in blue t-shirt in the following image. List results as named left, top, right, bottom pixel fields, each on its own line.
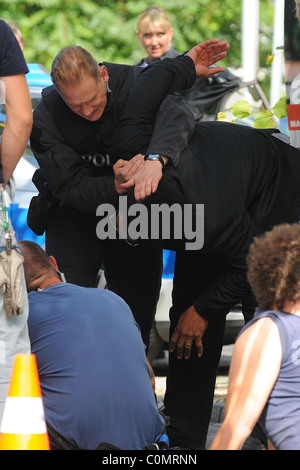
left=19, top=240, right=164, bottom=450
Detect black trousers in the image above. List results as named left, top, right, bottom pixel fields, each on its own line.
left=45, top=205, right=163, bottom=346
left=46, top=422, right=80, bottom=450
left=164, top=252, right=242, bottom=449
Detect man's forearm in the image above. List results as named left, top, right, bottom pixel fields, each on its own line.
left=1, top=118, right=32, bottom=184
left=0, top=74, right=33, bottom=184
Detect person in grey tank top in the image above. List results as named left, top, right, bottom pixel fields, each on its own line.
left=211, top=223, right=300, bottom=450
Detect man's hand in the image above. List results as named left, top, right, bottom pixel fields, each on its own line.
left=114, top=155, right=168, bottom=201
left=169, top=305, right=208, bottom=359
left=113, top=154, right=144, bottom=194
left=186, top=39, right=230, bottom=78
left=121, top=160, right=164, bottom=201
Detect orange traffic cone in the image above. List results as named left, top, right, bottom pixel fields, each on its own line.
left=0, top=354, right=50, bottom=450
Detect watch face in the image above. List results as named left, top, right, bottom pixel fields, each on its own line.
left=144, top=154, right=165, bottom=167
left=147, top=154, right=160, bottom=160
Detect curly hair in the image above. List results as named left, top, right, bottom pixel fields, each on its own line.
left=247, top=224, right=300, bottom=310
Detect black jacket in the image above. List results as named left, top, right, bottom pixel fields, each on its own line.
left=30, top=56, right=196, bottom=214
left=136, top=48, right=241, bottom=121
left=147, top=122, right=300, bottom=319
left=113, top=79, right=300, bottom=320
left=109, top=71, right=300, bottom=320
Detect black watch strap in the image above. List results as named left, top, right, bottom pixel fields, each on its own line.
left=144, top=153, right=165, bottom=168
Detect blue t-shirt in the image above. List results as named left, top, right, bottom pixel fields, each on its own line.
left=240, top=309, right=300, bottom=450
left=28, top=283, right=164, bottom=450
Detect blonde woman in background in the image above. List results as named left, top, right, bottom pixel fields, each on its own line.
left=136, top=6, right=178, bottom=67
left=135, top=5, right=239, bottom=122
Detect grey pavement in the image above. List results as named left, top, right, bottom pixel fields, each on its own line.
left=207, top=344, right=266, bottom=450
left=154, top=345, right=267, bottom=450
left=206, top=402, right=267, bottom=450
left=156, top=397, right=266, bottom=450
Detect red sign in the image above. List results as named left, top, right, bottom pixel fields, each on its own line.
left=287, top=104, right=300, bottom=130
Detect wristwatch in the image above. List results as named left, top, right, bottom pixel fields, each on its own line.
left=144, top=153, right=165, bottom=168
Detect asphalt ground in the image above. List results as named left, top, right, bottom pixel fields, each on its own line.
left=153, top=345, right=267, bottom=450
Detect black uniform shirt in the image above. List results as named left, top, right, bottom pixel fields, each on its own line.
left=30, top=55, right=196, bottom=213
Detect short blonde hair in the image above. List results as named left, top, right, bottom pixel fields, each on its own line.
left=137, top=6, right=172, bottom=32
left=8, top=22, right=24, bottom=49
left=51, top=46, right=100, bottom=91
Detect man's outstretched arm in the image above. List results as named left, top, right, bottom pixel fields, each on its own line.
left=112, top=39, right=230, bottom=199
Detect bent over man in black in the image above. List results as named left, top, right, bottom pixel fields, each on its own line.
left=29, top=41, right=228, bottom=347
left=112, top=103, right=300, bottom=448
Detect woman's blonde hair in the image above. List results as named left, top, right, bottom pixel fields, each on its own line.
left=137, top=5, right=172, bottom=32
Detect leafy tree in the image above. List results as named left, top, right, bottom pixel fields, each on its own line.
left=0, top=0, right=274, bottom=95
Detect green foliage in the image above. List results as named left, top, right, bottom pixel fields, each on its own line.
left=253, top=109, right=276, bottom=128
left=0, top=0, right=274, bottom=95
left=272, top=96, right=288, bottom=119
left=230, top=101, right=251, bottom=120
left=218, top=95, right=287, bottom=129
